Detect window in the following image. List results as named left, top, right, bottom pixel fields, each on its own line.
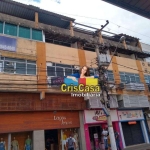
left=0, top=57, right=36, bottom=75
left=47, top=62, right=79, bottom=77
left=19, top=26, right=30, bottom=39
left=0, top=22, right=3, bottom=33
left=90, top=68, right=114, bottom=82
left=32, top=29, right=42, bottom=41
left=107, top=70, right=114, bottom=81
left=4, top=23, right=17, bottom=36
left=120, top=72, right=140, bottom=83
left=144, top=75, right=150, bottom=84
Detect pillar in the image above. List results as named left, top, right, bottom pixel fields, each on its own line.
left=8, top=133, right=11, bottom=150
left=33, top=130, right=45, bottom=150
left=79, top=111, right=87, bottom=150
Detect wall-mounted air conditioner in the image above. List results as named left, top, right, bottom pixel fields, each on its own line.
left=74, top=65, right=80, bottom=70
left=118, top=95, right=149, bottom=108
left=125, top=83, right=145, bottom=91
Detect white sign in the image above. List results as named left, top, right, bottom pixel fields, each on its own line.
left=84, top=110, right=118, bottom=124
left=118, top=110, right=144, bottom=121
left=54, top=116, right=72, bottom=125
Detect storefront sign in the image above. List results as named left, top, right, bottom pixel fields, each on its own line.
left=54, top=115, right=72, bottom=125
left=0, top=35, right=16, bottom=52
left=118, top=110, right=144, bottom=121
left=0, top=111, right=80, bottom=133
left=84, top=110, right=118, bottom=124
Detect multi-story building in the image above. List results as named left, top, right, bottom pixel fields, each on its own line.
left=0, top=0, right=150, bottom=150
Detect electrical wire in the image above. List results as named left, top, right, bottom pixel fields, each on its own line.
left=52, top=11, right=150, bottom=40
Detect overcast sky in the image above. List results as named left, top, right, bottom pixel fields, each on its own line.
left=13, top=0, right=150, bottom=45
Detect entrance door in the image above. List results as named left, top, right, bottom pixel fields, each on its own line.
left=121, top=121, right=144, bottom=146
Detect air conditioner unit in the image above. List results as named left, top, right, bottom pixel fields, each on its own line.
left=74, top=66, right=80, bottom=70
left=118, top=95, right=149, bottom=108
left=47, top=62, right=53, bottom=66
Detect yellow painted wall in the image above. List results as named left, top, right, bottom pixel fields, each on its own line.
left=116, top=57, right=138, bottom=73
left=17, top=38, right=36, bottom=56
left=46, top=43, right=79, bottom=65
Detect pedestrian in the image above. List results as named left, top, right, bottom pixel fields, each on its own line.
left=114, top=130, right=121, bottom=150
left=102, top=128, right=109, bottom=150
left=66, top=133, right=76, bottom=150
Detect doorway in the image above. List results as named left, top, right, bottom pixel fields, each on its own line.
left=45, top=129, right=59, bottom=150
left=88, top=125, right=103, bottom=150
left=122, top=121, right=144, bottom=146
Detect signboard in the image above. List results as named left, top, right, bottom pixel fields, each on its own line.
left=84, top=110, right=118, bottom=124
left=0, top=35, right=16, bottom=52
left=118, top=110, right=144, bottom=121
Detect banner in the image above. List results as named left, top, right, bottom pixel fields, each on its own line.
left=0, top=35, right=16, bottom=52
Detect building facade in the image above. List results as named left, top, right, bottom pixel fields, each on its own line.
left=0, top=0, right=150, bottom=150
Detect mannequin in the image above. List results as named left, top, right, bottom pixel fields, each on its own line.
left=62, top=131, right=67, bottom=150
left=24, top=135, right=32, bottom=150
left=11, top=137, right=19, bottom=150
left=73, top=130, right=79, bottom=150
left=0, top=138, right=6, bottom=150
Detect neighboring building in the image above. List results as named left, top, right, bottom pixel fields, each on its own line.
left=0, top=0, right=150, bottom=150
left=141, top=42, right=150, bottom=62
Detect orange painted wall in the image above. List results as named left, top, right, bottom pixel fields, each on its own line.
left=36, top=42, right=47, bottom=91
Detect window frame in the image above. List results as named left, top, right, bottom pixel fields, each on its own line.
left=0, top=57, right=36, bottom=76
left=119, top=72, right=141, bottom=84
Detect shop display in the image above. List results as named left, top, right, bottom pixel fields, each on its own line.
left=25, top=135, right=32, bottom=150
left=73, top=130, right=79, bottom=150
left=0, top=138, right=6, bottom=150
left=11, top=137, right=19, bottom=150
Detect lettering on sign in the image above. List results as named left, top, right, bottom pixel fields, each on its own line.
left=54, top=116, right=72, bottom=125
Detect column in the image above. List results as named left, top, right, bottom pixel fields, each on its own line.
left=8, top=133, right=11, bottom=150
left=33, top=130, right=45, bottom=150
left=79, top=111, right=87, bottom=150
left=119, top=122, right=126, bottom=148
left=140, top=120, right=149, bottom=143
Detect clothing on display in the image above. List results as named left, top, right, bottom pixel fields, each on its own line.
left=25, top=136, right=32, bottom=150
left=0, top=138, right=5, bottom=150
left=11, top=138, right=19, bottom=150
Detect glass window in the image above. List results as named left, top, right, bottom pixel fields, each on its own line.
left=19, top=26, right=30, bottom=39
left=4, top=61, right=15, bottom=73
left=16, top=63, right=26, bottom=74
left=107, top=70, right=114, bottom=81
left=32, top=29, right=42, bottom=41
left=4, top=23, right=17, bottom=36
left=0, top=22, right=3, bottom=33
left=0, top=61, right=3, bottom=72
left=89, top=68, right=95, bottom=76
left=65, top=68, right=72, bottom=76
left=56, top=67, right=64, bottom=77
left=27, top=64, right=36, bottom=75
left=73, top=69, right=79, bottom=74
left=120, top=72, right=140, bottom=83
left=47, top=66, right=55, bottom=76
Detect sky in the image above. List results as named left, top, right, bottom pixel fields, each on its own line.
left=13, top=0, right=150, bottom=45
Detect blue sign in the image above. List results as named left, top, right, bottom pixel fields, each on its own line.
left=0, top=36, right=16, bottom=52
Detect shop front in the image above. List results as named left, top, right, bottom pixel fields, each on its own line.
left=0, top=111, right=80, bottom=150
left=84, top=109, right=119, bottom=150
left=118, top=109, right=149, bottom=148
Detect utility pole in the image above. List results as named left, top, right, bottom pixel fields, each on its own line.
left=95, top=32, right=117, bottom=150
